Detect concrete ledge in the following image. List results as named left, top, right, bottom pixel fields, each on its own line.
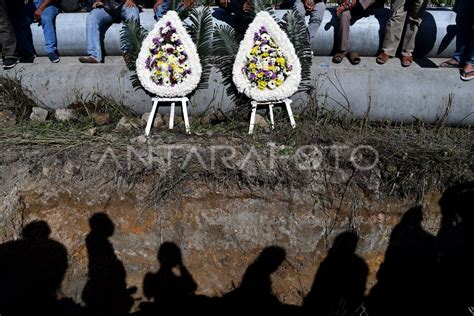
left=30, top=8, right=457, bottom=58
left=1, top=57, right=473, bottom=125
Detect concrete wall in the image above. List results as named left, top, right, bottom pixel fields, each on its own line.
left=2, top=57, right=473, bottom=125
left=30, top=8, right=457, bottom=58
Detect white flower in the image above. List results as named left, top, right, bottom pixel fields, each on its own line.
left=177, top=45, right=184, bottom=52
left=277, top=73, right=284, bottom=81
left=161, top=26, right=170, bottom=34
left=268, top=81, right=276, bottom=89
left=261, top=34, right=270, bottom=41
left=171, top=33, right=179, bottom=42
left=232, top=11, right=301, bottom=102
left=255, top=40, right=261, bottom=46
left=163, top=78, right=171, bottom=86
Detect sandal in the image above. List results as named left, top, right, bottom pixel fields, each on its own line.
left=376, top=52, right=390, bottom=65
left=348, top=52, right=361, bottom=65
left=460, top=69, right=474, bottom=81
left=439, top=58, right=460, bottom=68
left=332, top=51, right=347, bottom=64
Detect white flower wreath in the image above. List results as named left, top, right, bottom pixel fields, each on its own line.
left=136, top=11, right=202, bottom=97
left=232, top=11, right=302, bottom=102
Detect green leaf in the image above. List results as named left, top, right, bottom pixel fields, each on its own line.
left=120, top=18, right=148, bottom=72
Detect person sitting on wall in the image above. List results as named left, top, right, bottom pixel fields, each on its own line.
left=439, top=0, right=474, bottom=81
left=153, top=0, right=195, bottom=21
left=12, top=0, right=60, bottom=63
left=281, top=0, right=326, bottom=53
left=0, top=0, right=19, bottom=69
left=79, top=0, right=140, bottom=63
left=213, top=0, right=252, bottom=34
left=375, top=0, right=427, bottom=67
left=332, top=0, right=383, bottom=64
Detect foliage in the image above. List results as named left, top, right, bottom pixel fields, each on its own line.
left=120, top=19, right=149, bottom=90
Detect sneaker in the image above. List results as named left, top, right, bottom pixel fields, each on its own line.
left=79, top=56, right=100, bottom=64
left=2, top=56, right=19, bottom=70
left=20, top=54, right=35, bottom=63
left=48, top=51, right=60, bottom=63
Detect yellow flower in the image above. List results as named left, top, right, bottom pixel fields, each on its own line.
left=257, top=72, right=264, bottom=78
left=276, top=57, right=285, bottom=66
left=276, top=79, right=283, bottom=86
left=251, top=46, right=259, bottom=55
left=249, top=63, right=257, bottom=70
left=268, top=65, right=275, bottom=71
left=258, top=81, right=267, bottom=90
left=261, top=53, right=269, bottom=58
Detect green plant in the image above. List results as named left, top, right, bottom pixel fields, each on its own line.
left=120, top=18, right=149, bottom=89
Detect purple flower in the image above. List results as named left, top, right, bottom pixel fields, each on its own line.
left=166, top=21, right=171, bottom=26
left=271, top=73, right=276, bottom=79
left=265, top=71, right=271, bottom=77
left=250, top=73, right=256, bottom=80
left=167, top=47, right=174, bottom=54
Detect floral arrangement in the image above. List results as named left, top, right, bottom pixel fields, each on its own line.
left=136, top=11, right=202, bottom=97
left=233, top=11, right=301, bottom=102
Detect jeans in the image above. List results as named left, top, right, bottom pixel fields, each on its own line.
left=0, top=0, right=16, bottom=57
left=293, top=0, right=326, bottom=52
left=155, top=1, right=183, bottom=21
left=86, top=6, right=140, bottom=61
left=453, top=0, right=474, bottom=65
left=13, top=0, right=58, bottom=56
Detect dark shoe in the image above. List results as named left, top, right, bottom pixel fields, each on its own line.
left=3, top=56, right=19, bottom=70
left=48, top=51, right=60, bottom=63
left=20, top=54, right=35, bottom=63
left=401, top=55, right=413, bottom=67
left=79, top=56, right=100, bottom=64
left=460, top=69, right=474, bottom=81
left=376, top=52, right=390, bottom=65
left=332, top=51, right=347, bottom=64
left=348, top=52, right=361, bottom=65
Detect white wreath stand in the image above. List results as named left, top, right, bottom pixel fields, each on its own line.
left=145, top=97, right=190, bottom=136
left=248, top=98, right=296, bottom=134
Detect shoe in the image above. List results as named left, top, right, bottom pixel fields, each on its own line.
left=460, top=69, right=474, bottom=81
left=401, top=55, right=413, bottom=67
left=439, top=58, right=461, bottom=68
left=79, top=56, right=100, bottom=64
left=19, top=54, right=35, bottom=63
left=332, top=51, right=347, bottom=64
left=2, top=56, right=19, bottom=70
left=48, top=51, right=60, bottom=63
left=348, top=52, right=361, bottom=65
left=376, top=52, right=390, bottom=65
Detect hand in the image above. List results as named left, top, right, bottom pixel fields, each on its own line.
left=92, top=1, right=103, bottom=9
left=125, top=0, right=136, bottom=8
left=183, top=0, right=194, bottom=8
left=153, top=0, right=163, bottom=11
left=243, top=0, right=250, bottom=12
left=34, top=7, right=43, bottom=21
left=218, top=0, right=229, bottom=7
left=304, top=0, right=315, bottom=11
left=336, top=4, right=345, bottom=15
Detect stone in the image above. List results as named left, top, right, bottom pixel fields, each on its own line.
left=162, top=114, right=183, bottom=126
left=115, top=116, right=139, bottom=133
left=255, top=114, right=269, bottom=129
left=54, top=108, right=78, bottom=122
left=63, top=160, right=79, bottom=176
left=0, top=111, right=17, bottom=127
left=141, top=112, right=164, bottom=129
left=94, top=113, right=111, bottom=126
left=87, top=128, right=97, bottom=136
left=29, top=107, right=49, bottom=122
left=136, top=135, right=148, bottom=144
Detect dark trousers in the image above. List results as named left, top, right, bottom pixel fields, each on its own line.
left=0, top=0, right=16, bottom=57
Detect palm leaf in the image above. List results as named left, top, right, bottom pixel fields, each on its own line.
left=186, top=6, right=213, bottom=90
left=248, top=0, right=275, bottom=19
left=280, top=10, right=313, bottom=93
left=120, top=18, right=148, bottom=72
left=213, top=25, right=248, bottom=105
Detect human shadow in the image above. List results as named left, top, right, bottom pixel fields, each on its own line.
left=436, top=182, right=474, bottom=316
left=303, top=231, right=368, bottom=316
left=81, top=213, right=136, bottom=316
left=138, top=241, right=212, bottom=315
left=220, top=246, right=300, bottom=316
left=0, top=220, right=69, bottom=316
left=367, top=206, right=437, bottom=316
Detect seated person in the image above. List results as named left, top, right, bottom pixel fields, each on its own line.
left=153, top=0, right=194, bottom=21
left=213, top=0, right=252, bottom=34
left=0, top=0, right=19, bottom=69
left=12, top=0, right=60, bottom=63
left=79, top=0, right=140, bottom=63
left=332, top=0, right=382, bottom=65
left=286, top=0, right=326, bottom=52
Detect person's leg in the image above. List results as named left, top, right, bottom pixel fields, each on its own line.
left=381, top=0, right=406, bottom=56
left=0, top=0, right=17, bottom=58
left=400, top=0, right=427, bottom=57
left=36, top=2, right=59, bottom=54
left=12, top=1, right=36, bottom=59
left=85, top=8, right=113, bottom=62
left=154, top=1, right=168, bottom=21
left=307, top=2, right=326, bottom=51
left=460, top=2, right=474, bottom=80
left=121, top=4, right=140, bottom=23
left=338, top=10, right=351, bottom=52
